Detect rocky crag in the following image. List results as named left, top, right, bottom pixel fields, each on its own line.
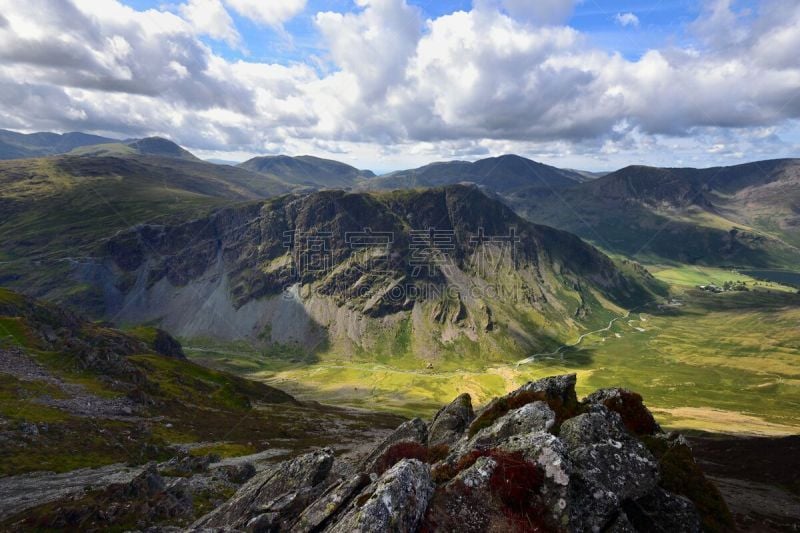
left=39, top=374, right=727, bottom=532
left=85, top=186, right=659, bottom=359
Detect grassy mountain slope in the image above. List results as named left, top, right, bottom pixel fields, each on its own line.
left=0, top=153, right=295, bottom=306
left=0, top=129, right=118, bottom=160
left=239, top=154, right=375, bottom=189
left=90, top=185, right=661, bottom=364
left=364, top=154, right=587, bottom=193
left=0, top=287, right=402, bottom=479
left=508, top=159, right=800, bottom=268
left=69, top=136, right=201, bottom=161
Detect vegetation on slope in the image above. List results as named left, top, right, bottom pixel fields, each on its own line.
left=0, top=288, right=402, bottom=478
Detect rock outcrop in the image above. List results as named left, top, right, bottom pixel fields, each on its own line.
left=187, top=374, right=721, bottom=532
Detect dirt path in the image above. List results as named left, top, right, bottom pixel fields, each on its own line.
left=516, top=309, right=634, bottom=366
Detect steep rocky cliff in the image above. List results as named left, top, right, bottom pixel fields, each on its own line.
left=87, top=186, right=659, bottom=360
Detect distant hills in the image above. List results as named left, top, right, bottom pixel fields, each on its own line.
left=363, top=154, right=589, bottom=193
left=0, top=129, right=117, bottom=159
left=1, top=128, right=798, bottom=269
left=508, top=159, right=800, bottom=268
left=239, top=154, right=374, bottom=189
left=68, top=136, right=201, bottom=161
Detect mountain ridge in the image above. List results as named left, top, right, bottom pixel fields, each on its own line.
left=86, top=185, right=660, bottom=361
left=239, top=154, right=375, bottom=189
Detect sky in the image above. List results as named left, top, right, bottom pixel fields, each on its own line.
left=0, top=0, right=798, bottom=172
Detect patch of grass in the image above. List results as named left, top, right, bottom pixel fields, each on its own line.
left=0, top=316, right=33, bottom=347
left=189, top=442, right=256, bottom=459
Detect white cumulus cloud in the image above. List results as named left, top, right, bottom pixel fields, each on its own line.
left=180, top=0, right=242, bottom=48
left=224, top=0, right=306, bottom=28
left=615, top=12, right=639, bottom=27
left=0, top=0, right=798, bottom=169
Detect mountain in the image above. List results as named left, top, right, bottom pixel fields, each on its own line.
left=78, top=185, right=660, bottom=361
left=239, top=154, right=375, bottom=189
left=0, top=152, right=295, bottom=303
left=0, top=129, right=118, bottom=159
left=507, top=159, right=800, bottom=268
left=364, top=154, right=587, bottom=193
left=68, top=136, right=201, bottom=161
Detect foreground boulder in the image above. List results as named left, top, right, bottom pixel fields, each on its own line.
left=428, top=393, right=474, bottom=448
left=191, top=448, right=334, bottom=530
left=191, top=374, right=725, bottom=532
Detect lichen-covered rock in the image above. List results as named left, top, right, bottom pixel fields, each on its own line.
left=173, top=376, right=719, bottom=533
left=192, top=448, right=334, bottom=530
left=498, top=431, right=572, bottom=527
left=291, top=473, right=371, bottom=533
left=467, top=401, right=555, bottom=452
left=328, top=459, right=434, bottom=533
left=428, top=393, right=474, bottom=447
left=623, top=487, right=701, bottom=533
left=421, top=456, right=503, bottom=532
left=584, top=387, right=661, bottom=436
left=518, top=373, right=579, bottom=407
left=559, top=405, right=660, bottom=531
left=467, top=374, right=578, bottom=440
left=361, top=417, right=427, bottom=473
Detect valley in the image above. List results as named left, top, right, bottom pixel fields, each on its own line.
left=188, top=266, right=800, bottom=436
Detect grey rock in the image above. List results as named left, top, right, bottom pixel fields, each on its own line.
left=192, top=448, right=334, bottom=530
left=559, top=405, right=660, bottom=531
left=216, top=462, right=257, bottom=485
left=361, top=417, right=427, bottom=473
left=519, top=373, right=578, bottom=405
left=623, top=488, right=701, bottom=533
left=421, top=456, right=501, bottom=532
left=292, top=473, right=371, bottom=532
left=329, top=459, right=433, bottom=533
left=604, top=511, right=638, bottom=532
left=584, top=387, right=661, bottom=435
left=159, top=453, right=219, bottom=477
left=498, top=431, right=572, bottom=527
left=446, top=401, right=556, bottom=463
left=469, top=401, right=555, bottom=451
left=428, top=393, right=474, bottom=448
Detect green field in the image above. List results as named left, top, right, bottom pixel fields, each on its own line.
left=186, top=265, right=800, bottom=435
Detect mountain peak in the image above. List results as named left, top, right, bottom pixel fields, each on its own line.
left=239, top=154, right=374, bottom=188
left=126, top=137, right=199, bottom=160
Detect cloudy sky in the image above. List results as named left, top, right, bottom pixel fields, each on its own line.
left=0, top=0, right=798, bottom=172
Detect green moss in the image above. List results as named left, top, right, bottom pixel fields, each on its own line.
left=189, top=442, right=256, bottom=459
left=127, top=325, right=160, bottom=344
left=0, top=316, right=33, bottom=347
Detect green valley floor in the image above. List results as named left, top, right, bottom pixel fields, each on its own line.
left=188, top=265, right=800, bottom=437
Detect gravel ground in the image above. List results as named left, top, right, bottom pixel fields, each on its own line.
left=0, top=347, right=138, bottom=418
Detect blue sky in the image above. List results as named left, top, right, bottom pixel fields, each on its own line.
left=128, top=0, right=705, bottom=65
left=0, top=0, right=797, bottom=171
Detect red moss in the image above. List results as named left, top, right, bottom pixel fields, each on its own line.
left=468, top=390, right=581, bottom=438
left=602, top=390, right=659, bottom=435
left=488, top=451, right=545, bottom=511
left=423, top=450, right=549, bottom=532
left=427, top=443, right=451, bottom=463
left=372, top=442, right=451, bottom=476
